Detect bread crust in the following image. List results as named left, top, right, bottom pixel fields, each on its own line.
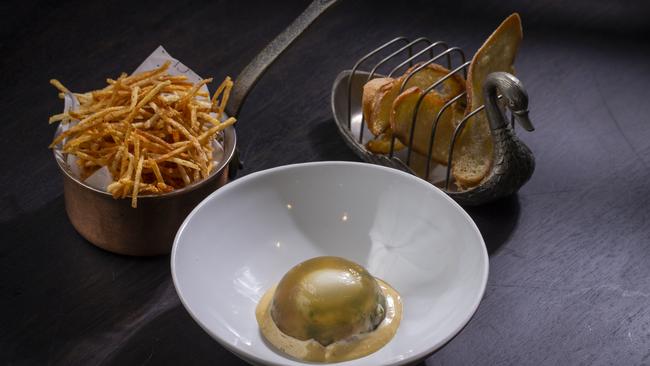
left=362, top=77, right=395, bottom=135
left=390, top=65, right=466, bottom=164
left=452, top=13, right=523, bottom=187
left=365, top=131, right=405, bottom=154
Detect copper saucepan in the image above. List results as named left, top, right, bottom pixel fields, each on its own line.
left=53, top=0, right=340, bottom=256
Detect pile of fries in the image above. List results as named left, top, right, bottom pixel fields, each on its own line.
left=49, top=61, right=236, bottom=208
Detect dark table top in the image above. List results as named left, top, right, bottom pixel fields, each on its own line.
left=2, top=0, right=650, bottom=365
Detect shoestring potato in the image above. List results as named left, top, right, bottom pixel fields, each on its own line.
left=49, top=61, right=236, bottom=208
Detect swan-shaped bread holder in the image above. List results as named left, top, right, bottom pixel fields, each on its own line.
left=331, top=37, right=535, bottom=206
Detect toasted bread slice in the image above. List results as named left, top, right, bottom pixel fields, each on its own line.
left=390, top=68, right=466, bottom=164
left=362, top=64, right=463, bottom=137
left=452, top=13, right=523, bottom=187
left=366, top=131, right=406, bottom=154
left=362, top=78, right=396, bottom=135
left=402, top=63, right=464, bottom=96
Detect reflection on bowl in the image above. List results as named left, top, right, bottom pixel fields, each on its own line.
left=172, top=161, right=488, bottom=365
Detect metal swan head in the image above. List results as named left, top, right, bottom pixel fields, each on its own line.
left=448, top=71, right=536, bottom=206
left=484, top=72, right=534, bottom=132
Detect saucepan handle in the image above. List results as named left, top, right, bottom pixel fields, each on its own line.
left=225, top=0, right=341, bottom=118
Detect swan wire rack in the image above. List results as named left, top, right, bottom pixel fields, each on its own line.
left=345, top=37, right=513, bottom=191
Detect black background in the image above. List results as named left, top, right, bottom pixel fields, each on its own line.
left=2, top=0, right=650, bottom=364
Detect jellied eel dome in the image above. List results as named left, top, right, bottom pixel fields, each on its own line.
left=270, top=256, right=386, bottom=346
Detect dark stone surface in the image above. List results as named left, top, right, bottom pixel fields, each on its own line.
left=1, top=0, right=650, bottom=364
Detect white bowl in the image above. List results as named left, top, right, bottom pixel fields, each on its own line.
left=171, top=162, right=488, bottom=366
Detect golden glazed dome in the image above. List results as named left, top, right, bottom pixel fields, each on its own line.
left=270, top=256, right=386, bottom=346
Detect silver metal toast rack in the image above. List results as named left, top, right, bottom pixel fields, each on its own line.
left=331, top=37, right=536, bottom=206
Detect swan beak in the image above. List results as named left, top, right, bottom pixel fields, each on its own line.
left=513, top=109, right=534, bottom=131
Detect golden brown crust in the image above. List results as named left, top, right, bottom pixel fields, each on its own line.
left=389, top=65, right=466, bottom=165
left=452, top=13, right=523, bottom=188
left=366, top=131, right=405, bottom=154
left=362, top=77, right=395, bottom=135
left=464, top=13, right=522, bottom=113
left=402, top=63, right=465, bottom=96
left=362, top=63, right=466, bottom=138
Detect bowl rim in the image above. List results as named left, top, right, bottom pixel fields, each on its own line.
left=170, top=161, right=489, bottom=366
left=52, top=124, right=237, bottom=200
